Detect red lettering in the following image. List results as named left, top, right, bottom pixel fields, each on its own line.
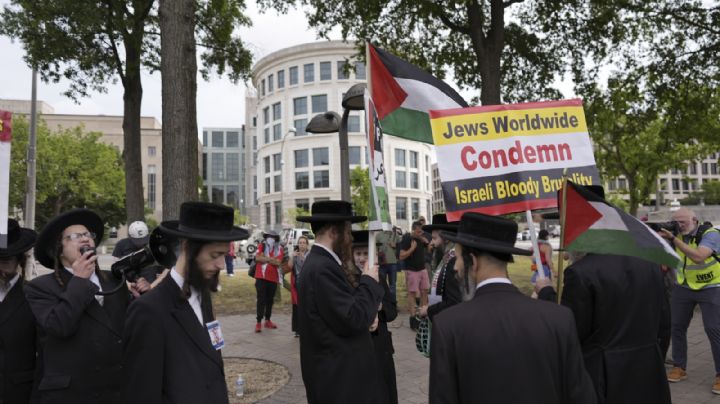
left=461, top=146, right=477, bottom=170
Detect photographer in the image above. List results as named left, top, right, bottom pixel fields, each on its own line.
left=27, top=209, right=130, bottom=403
left=659, top=207, right=720, bottom=393
left=112, top=221, right=166, bottom=297
left=399, top=221, right=430, bottom=319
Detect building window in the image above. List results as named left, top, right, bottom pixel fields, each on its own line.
left=274, top=201, right=283, bottom=225
left=263, top=107, right=270, bottom=125
left=261, top=79, right=265, bottom=96
left=265, top=203, right=271, bottom=225
left=703, top=163, right=709, bottom=174
left=147, top=165, right=156, bottom=210
left=337, top=61, right=348, bottom=79
left=273, top=124, right=282, bottom=141
left=212, top=186, right=224, bottom=204
left=618, top=178, right=627, bottom=190
left=211, top=153, right=224, bottom=180
left=253, top=175, right=258, bottom=204
left=289, top=66, right=299, bottom=85
left=395, top=149, right=406, bottom=167
left=226, top=153, right=240, bottom=181
left=411, top=198, right=420, bottom=220
left=202, top=131, right=208, bottom=146
left=295, top=149, right=309, bottom=168
left=226, top=185, right=239, bottom=208
left=294, top=97, right=307, bottom=115
left=410, top=172, right=419, bottom=189
left=671, top=179, right=679, bottom=192
left=304, top=63, right=315, bottom=82
left=313, top=147, right=329, bottom=166
left=410, top=151, right=419, bottom=168
left=264, top=128, right=270, bottom=144
left=349, top=146, right=361, bottom=165
left=272, top=102, right=281, bottom=120
left=226, top=131, right=239, bottom=148
left=425, top=155, right=430, bottom=171
left=311, top=94, right=327, bottom=113
left=274, top=174, right=282, bottom=192
left=688, top=163, right=697, bottom=175
left=294, top=119, right=308, bottom=136
left=314, top=170, right=330, bottom=188
left=396, top=171, right=406, bottom=188
left=264, top=177, right=271, bottom=194
left=273, top=153, right=282, bottom=171
left=277, top=70, right=285, bottom=88
left=348, top=115, right=361, bottom=133
left=212, top=131, right=223, bottom=147
left=295, top=172, right=309, bottom=189
left=148, top=146, right=157, bottom=156
left=264, top=156, right=271, bottom=174
left=396, top=197, right=407, bottom=220
left=296, top=198, right=310, bottom=212
left=320, top=61, right=332, bottom=80
left=202, top=153, right=207, bottom=180
left=355, top=62, right=366, bottom=79
left=268, top=74, right=274, bottom=92
left=712, top=163, right=718, bottom=175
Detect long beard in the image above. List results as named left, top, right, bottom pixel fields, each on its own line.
left=186, top=260, right=219, bottom=294
left=0, top=271, right=18, bottom=288
left=332, top=230, right=352, bottom=266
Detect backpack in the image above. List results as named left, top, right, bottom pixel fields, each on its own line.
left=692, top=222, right=720, bottom=264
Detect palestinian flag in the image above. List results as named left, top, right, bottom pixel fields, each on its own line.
left=561, top=181, right=681, bottom=268
left=368, top=44, right=468, bottom=144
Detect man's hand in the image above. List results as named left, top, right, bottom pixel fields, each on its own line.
left=534, top=277, right=554, bottom=294
left=418, top=305, right=428, bottom=317
left=659, top=229, right=675, bottom=240
left=369, top=314, right=379, bottom=332
left=72, top=250, right=97, bottom=279
left=362, top=261, right=380, bottom=282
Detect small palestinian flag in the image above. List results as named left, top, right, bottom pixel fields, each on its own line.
left=368, top=43, right=468, bottom=144
left=561, top=181, right=681, bottom=268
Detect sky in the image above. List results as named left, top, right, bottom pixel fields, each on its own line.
left=0, top=1, right=335, bottom=131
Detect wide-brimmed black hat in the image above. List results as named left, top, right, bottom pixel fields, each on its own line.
left=0, top=219, right=37, bottom=258
left=422, top=213, right=459, bottom=233
left=297, top=200, right=366, bottom=223
left=262, top=230, right=280, bottom=240
left=35, top=209, right=105, bottom=269
left=351, top=230, right=383, bottom=248
left=442, top=212, right=532, bottom=257
left=159, top=202, right=249, bottom=242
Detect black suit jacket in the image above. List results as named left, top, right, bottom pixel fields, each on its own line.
left=122, top=275, right=228, bottom=404
left=540, top=254, right=671, bottom=404
left=298, top=245, right=384, bottom=404
left=430, top=283, right=596, bottom=404
left=0, top=280, right=38, bottom=404
left=25, top=270, right=128, bottom=404
left=426, top=257, right=460, bottom=321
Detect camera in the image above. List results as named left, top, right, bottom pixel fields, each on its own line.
left=647, top=221, right=680, bottom=236
left=110, top=227, right=178, bottom=283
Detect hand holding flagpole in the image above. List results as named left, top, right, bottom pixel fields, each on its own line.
left=556, top=169, right=569, bottom=304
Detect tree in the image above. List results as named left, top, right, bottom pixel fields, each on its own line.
left=1, top=0, right=253, bottom=221
left=684, top=180, right=720, bottom=205
left=285, top=207, right=310, bottom=228
left=584, top=73, right=720, bottom=216
left=9, top=117, right=126, bottom=229
left=350, top=166, right=370, bottom=228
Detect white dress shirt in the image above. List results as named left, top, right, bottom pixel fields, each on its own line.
left=170, top=268, right=204, bottom=326
left=476, top=277, right=512, bottom=290
left=65, top=267, right=104, bottom=305
left=0, top=273, right=20, bottom=303
left=313, top=241, right=342, bottom=266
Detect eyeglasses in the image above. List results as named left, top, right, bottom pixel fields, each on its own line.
left=63, top=232, right=96, bottom=241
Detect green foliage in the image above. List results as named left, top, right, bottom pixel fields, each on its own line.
left=606, top=193, right=630, bottom=213
left=9, top=117, right=126, bottom=229
left=350, top=167, right=370, bottom=229
left=685, top=180, right=720, bottom=205
left=285, top=207, right=310, bottom=228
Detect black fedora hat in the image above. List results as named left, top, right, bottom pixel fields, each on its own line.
left=35, top=209, right=105, bottom=269
left=297, top=200, right=366, bottom=224
left=351, top=230, right=383, bottom=248
left=159, top=202, right=249, bottom=242
left=0, top=219, right=37, bottom=258
left=422, top=213, right=459, bottom=233
left=442, top=212, right=532, bottom=257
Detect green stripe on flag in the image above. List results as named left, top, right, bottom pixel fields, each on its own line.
left=567, top=229, right=681, bottom=268
left=380, top=107, right=433, bottom=144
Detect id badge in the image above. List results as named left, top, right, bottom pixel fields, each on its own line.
left=206, top=320, right=225, bottom=350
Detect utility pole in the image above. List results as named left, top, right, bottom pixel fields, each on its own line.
left=24, top=68, right=38, bottom=230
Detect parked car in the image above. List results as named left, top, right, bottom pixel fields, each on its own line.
left=280, top=227, right=315, bottom=252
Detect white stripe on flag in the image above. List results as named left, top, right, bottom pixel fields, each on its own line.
left=396, top=78, right=463, bottom=112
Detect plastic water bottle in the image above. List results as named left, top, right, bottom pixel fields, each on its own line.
left=235, top=374, right=245, bottom=397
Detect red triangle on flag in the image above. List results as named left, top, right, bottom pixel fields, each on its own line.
left=562, top=183, right=603, bottom=246
left=369, top=44, right=407, bottom=120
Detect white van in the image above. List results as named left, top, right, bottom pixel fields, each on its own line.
left=280, top=228, right=315, bottom=252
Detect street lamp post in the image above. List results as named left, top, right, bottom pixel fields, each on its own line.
left=279, top=128, right=296, bottom=228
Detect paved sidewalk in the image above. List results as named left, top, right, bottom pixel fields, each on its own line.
left=220, top=308, right=719, bottom=404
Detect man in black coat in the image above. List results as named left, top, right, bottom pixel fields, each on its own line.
left=537, top=252, right=671, bottom=404
left=27, top=209, right=129, bottom=404
left=122, top=202, right=249, bottom=404
left=430, top=212, right=596, bottom=404
left=297, top=201, right=385, bottom=404
left=0, top=219, right=38, bottom=404
left=418, top=214, right=461, bottom=321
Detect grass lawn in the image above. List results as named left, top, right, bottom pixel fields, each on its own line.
left=213, top=256, right=538, bottom=316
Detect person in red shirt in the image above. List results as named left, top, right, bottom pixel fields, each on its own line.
left=224, top=241, right=236, bottom=277
left=253, top=230, right=284, bottom=332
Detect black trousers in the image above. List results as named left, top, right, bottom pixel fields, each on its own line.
left=291, top=303, right=299, bottom=333
left=255, top=278, right=277, bottom=322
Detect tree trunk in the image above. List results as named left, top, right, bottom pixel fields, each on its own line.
left=159, top=0, right=199, bottom=220
left=122, top=41, right=146, bottom=223
left=468, top=0, right=504, bottom=106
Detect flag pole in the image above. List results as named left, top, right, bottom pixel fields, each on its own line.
left=526, top=210, right=545, bottom=284
left=556, top=169, right=569, bottom=304
left=366, top=39, right=378, bottom=267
